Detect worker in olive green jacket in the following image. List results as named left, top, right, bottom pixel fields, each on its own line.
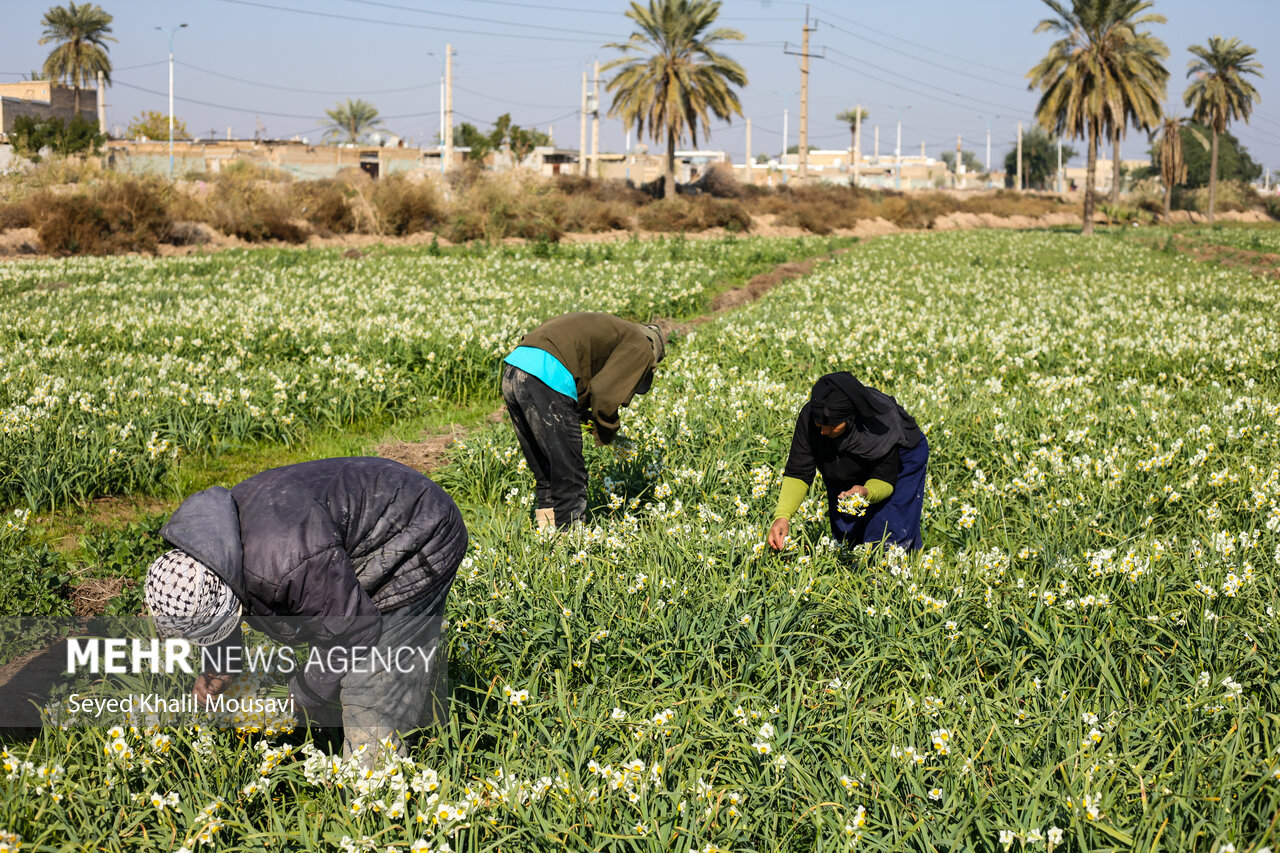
left=501, top=312, right=665, bottom=530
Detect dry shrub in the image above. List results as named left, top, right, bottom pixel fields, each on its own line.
left=446, top=172, right=565, bottom=242
left=879, top=191, right=960, bottom=229
left=637, top=196, right=751, bottom=232
left=371, top=175, right=443, bottom=236
left=553, top=175, right=649, bottom=206
left=561, top=195, right=634, bottom=232
left=690, top=163, right=743, bottom=199
left=1179, top=181, right=1257, bottom=214
left=0, top=199, right=32, bottom=230
left=288, top=180, right=359, bottom=236
left=960, top=190, right=1065, bottom=218
left=756, top=185, right=877, bottom=233
left=30, top=177, right=173, bottom=255
left=218, top=158, right=295, bottom=183
left=200, top=170, right=308, bottom=243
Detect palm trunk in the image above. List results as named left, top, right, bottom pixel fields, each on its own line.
left=1083, top=126, right=1097, bottom=236
left=1163, top=181, right=1172, bottom=220
left=664, top=127, right=676, bottom=200
left=1208, top=128, right=1219, bottom=224
left=1111, top=129, right=1121, bottom=204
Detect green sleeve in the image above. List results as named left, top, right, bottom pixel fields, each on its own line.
left=865, top=478, right=894, bottom=504
left=772, top=476, right=810, bottom=520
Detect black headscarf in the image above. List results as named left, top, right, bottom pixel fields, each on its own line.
left=809, top=372, right=921, bottom=459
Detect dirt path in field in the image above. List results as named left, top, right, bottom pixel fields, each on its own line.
left=1152, top=234, right=1280, bottom=279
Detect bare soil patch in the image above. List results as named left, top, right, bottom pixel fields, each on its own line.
left=1164, top=235, right=1280, bottom=279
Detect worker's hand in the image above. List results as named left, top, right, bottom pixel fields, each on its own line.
left=838, top=485, right=870, bottom=499
left=767, top=517, right=791, bottom=551
left=193, top=671, right=235, bottom=703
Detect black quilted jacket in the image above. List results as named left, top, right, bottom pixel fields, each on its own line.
left=159, top=457, right=468, bottom=706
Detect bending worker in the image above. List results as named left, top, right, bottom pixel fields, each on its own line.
left=501, top=311, right=666, bottom=530
left=768, top=372, right=928, bottom=551
left=144, top=456, right=468, bottom=764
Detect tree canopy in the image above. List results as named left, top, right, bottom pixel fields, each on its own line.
left=1004, top=126, right=1078, bottom=190
left=452, top=114, right=551, bottom=162
left=1028, top=0, right=1169, bottom=232
left=321, top=99, right=384, bottom=145
left=39, top=2, right=115, bottom=114
left=1183, top=35, right=1263, bottom=221
left=9, top=114, right=104, bottom=162
left=126, top=110, right=190, bottom=142
left=941, top=149, right=985, bottom=175
left=603, top=0, right=747, bottom=198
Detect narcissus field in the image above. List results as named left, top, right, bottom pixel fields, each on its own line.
left=1, top=227, right=1278, bottom=852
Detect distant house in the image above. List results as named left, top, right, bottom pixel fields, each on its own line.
left=0, top=81, right=100, bottom=137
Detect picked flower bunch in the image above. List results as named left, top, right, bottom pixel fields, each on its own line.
left=836, top=491, right=870, bottom=517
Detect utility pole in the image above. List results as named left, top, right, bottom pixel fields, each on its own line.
left=895, top=120, right=901, bottom=190
left=579, top=71, right=588, bottom=177
left=155, top=23, right=187, bottom=180
left=96, top=70, right=105, bottom=133
left=1016, top=121, right=1023, bottom=192
left=781, top=107, right=788, bottom=181
left=1057, top=137, right=1063, bottom=193
left=590, top=60, right=600, bottom=178
left=956, top=133, right=963, bottom=188
left=853, top=103, right=861, bottom=186
left=783, top=7, right=822, bottom=179
left=443, top=44, right=453, bottom=174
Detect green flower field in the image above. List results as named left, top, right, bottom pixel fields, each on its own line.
left=1, top=227, right=1278, bottom=851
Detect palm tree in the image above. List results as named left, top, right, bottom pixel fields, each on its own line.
left=1027, top=0, right=1168, bottom=235
left=39, top=2, right=115, bottom=116
left=1184, top=36, right=1263, bottom=223
left=836, top=106, right=868, bottom=165
left=1155, top=117, right=1187, bottom=219
left=322, top=99, right=384, bottom=145
left=1108, top=23, right=1169, bottom=203
left=603, top=0, right=747, bottom=199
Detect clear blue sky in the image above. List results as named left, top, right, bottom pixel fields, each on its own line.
left=2, top=0, right=1277, bottom=171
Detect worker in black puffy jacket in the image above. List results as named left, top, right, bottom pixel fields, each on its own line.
left=144, top=456, right=468, bottom=765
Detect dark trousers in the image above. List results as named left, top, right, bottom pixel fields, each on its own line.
left=828, top=434, right=929, bottom=551
left=501, top=364, right=587, bottom=528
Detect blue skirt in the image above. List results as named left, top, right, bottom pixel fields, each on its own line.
left=828, top=434, right=929, bottom=551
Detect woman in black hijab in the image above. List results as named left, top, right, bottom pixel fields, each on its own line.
left=767, top=372, right=929, bottom=551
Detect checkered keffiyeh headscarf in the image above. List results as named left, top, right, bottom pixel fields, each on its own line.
left=144, top=549, right=243, bottom=646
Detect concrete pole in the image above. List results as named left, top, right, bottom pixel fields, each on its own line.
left=96, top=70, right=105, bottom=134
left=590, top=60, right=600, bottom=178
left=782, top=108, right=788, bottom=163
left=895, top=120, right=901, bottom=189
left=956, top=133, right=962, bottom=188
left=438, top=66, right=445, bottom=174
left=579, top=71, right=588, bottom=177
left=443, top=44, right=453, bottom=173
left=798, top=13, right=811, bottom=178
left=854, top=104, right=862, bottom=163
left=1016, top=121, right=1023, bottom=192
left=1057, top=137, right=1063, bottom=193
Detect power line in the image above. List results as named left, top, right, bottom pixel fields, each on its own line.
left=810, top=3, right=1024, bottom=77
left=824, top=51, right=1028, bottom=117
left=208, top=0, right=604, bottom=43
left=175, top=60, right=435, bottom=96
left=112, top=76, right=438, bottom=121
left=817, top=20, right=1028, bottom=93
left=334, top=0, right=616, bottom=37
